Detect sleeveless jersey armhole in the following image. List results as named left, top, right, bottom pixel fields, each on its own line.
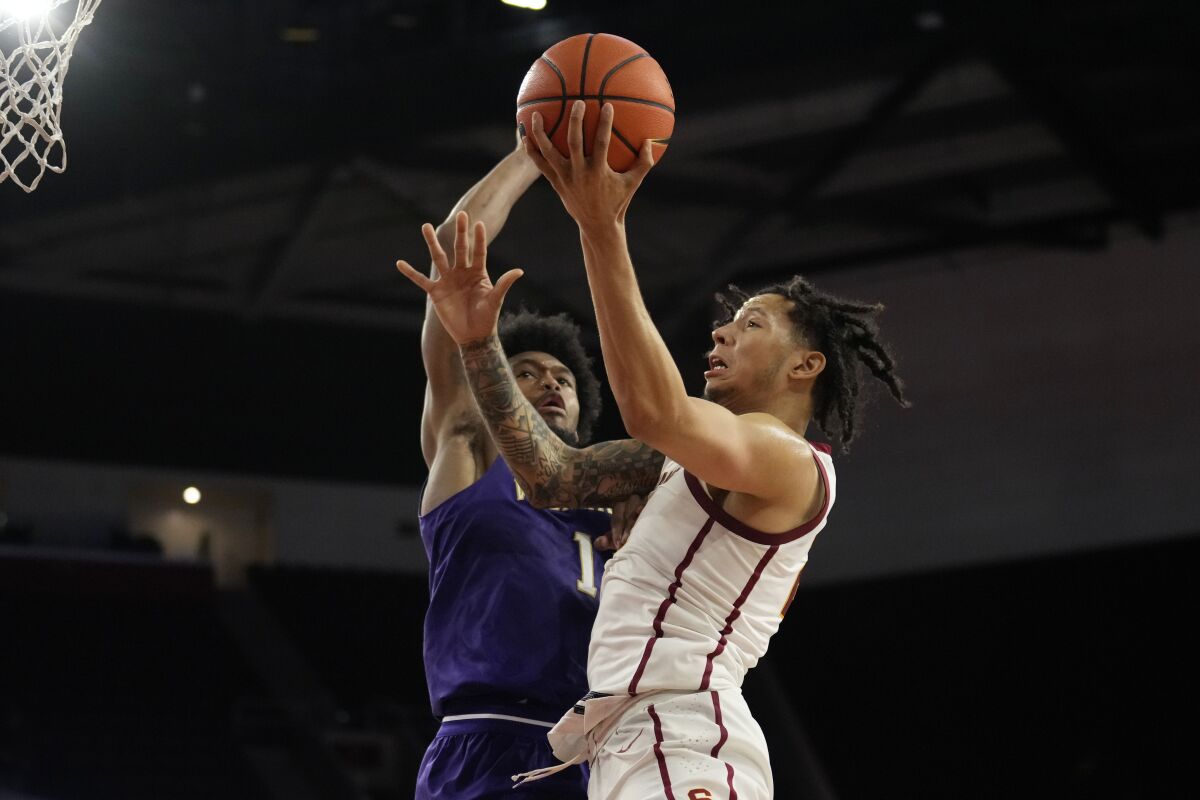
left=682, top=442, right=832, bottom=545
left=419, top=454, right=506, bottom=521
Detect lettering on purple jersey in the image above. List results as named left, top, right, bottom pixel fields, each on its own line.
left=574, top=532, right=597, bottom=596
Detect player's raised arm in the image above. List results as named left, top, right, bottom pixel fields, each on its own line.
left=397, top=213, right=664, bottom=509
left=524, top=101, right=816, bottom=502
left=458, top=333, right=664, bottom=508
left=416, top=141, right=541, bottom=468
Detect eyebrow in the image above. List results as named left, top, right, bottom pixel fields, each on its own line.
left=511, top=358, right=575, bottom=378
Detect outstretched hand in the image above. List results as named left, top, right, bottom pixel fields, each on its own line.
left=395, top=211, right=523, bottom=344
left=523, top=100, right=655, bottom=231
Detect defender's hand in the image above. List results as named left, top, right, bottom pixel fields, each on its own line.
left=595, top=493, right=647, bottom=552
left=396, top=211, right=523, bottom=345
left=523, top=100, right=655, bottom=231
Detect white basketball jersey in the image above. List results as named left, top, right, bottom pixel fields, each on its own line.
left=587, top=442, right=835, bottom=695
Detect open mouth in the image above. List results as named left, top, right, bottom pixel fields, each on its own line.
left=536, top=394, right=565, bottom=414
left=704, top=354, right=729, bottom=379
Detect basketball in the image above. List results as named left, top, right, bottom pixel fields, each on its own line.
left=516, top=33, right=674, bottom=173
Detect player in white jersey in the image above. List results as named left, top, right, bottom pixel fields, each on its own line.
left=588, top=444, right=835, bottom=697
left=397, top=99, right=907, bottom=798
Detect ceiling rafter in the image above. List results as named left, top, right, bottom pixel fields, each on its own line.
left=662, top=42, right=959, bottom=340
left=243, top=163, right=340, bottom=317
left=973, top=29, right=1165, bottom=239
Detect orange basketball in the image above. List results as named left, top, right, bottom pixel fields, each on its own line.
left=516, top=33, right=674, bottom=173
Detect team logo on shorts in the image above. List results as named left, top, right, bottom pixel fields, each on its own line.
left=688, top=790, right=713, bottom=800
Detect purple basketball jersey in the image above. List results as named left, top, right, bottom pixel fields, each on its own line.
left=419, top=457, right=610, bottom=718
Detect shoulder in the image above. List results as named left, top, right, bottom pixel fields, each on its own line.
left=733, top=412, right=822, bottom=494
left=738, top=412, right=818, bottom=459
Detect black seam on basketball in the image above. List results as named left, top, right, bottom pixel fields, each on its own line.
left=605, top=96, right=675, bottom=114
left=598, top=53, right=647, bottom=102
left=540, top=56, right=568, bottom=139
left=518, top=97, right=579, bottom=108
left=517, top=94, right=675, bottom=114
left=539, top=56, right=567, bottom=95
left=580, top=33, right=596, bottom=97
left=610, top=125, right=639, bottom=157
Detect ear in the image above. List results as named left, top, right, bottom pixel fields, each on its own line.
left=790, top=349, right=826, bottom=382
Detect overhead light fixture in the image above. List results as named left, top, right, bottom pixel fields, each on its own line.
left=502, top=0, right=547, bottom=10
left=0, top=0, right=55, bottom=21
left=183, top=487, right=202, bottom=505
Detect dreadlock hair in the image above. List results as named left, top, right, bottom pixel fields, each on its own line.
left=715, top=275, right=909, bottom=452
left=498, top=308, right=602, bottom=445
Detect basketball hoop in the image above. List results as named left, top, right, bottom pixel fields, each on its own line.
left=1, top=0, right=101, bottom=192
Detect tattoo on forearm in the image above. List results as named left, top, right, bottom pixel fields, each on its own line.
left=460, top=334, right=664, bottom=508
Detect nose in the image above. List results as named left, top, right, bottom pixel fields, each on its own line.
left=712, top=325, right=730, bottom=346
left=540, top=373, right=559, bottom=392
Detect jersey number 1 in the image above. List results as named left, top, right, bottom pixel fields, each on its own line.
left=573, top=532, right=597, bottom=597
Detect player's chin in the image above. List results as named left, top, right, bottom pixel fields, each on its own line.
left=545, top=420, right=581, bottom=447
left=702, top=382, right=731, bottom=405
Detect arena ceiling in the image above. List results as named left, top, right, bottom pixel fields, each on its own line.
left=2, top=0, right=1197, bottom=479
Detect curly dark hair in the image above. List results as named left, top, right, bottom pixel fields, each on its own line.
left=716, top=276, right=909, bottom=452
left=498, top=309, right=602, bottom=445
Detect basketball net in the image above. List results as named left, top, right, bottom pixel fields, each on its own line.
left=1, top=0, right=101, bottom=192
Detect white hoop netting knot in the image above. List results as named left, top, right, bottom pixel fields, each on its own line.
left=1, top=0, right=101, bottom=192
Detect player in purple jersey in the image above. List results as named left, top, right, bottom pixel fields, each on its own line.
left=402, top=139, right=651, bottom=800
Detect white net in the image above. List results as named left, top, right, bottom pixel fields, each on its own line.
left=1, top=0, right=101, bottom=192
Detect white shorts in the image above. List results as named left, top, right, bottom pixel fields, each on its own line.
left=588, top=689, right=772, bottom=800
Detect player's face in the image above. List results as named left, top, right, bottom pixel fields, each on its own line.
left=703, top=294, right=801, bottom=409
left=509, top=351, right=582, bottom=442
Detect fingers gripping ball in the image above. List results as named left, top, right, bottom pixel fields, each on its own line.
left=516, top=33, right=674, bottom=172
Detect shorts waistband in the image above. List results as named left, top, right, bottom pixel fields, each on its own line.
left=438, top=697, right=563, bottom=725
left=435, top=715, right=555, bottom=738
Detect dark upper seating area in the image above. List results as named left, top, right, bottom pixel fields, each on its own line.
left=5, top=534, right=1194, bottom=799
left=246, top=564, right=430, bottom=717
left=245, top=564, right=435, bottom=798
left=0, top=550, right=267, bottom=800
left=0, top=552, right=436, bottom=800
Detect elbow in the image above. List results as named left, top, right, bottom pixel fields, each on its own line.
left=622, top=413, right=656, bottom=443
left=613, top=382, right=689, bottom=445
left=617, top=395, right=652, bottom=440
left=621, top=404, right=677, bottom=446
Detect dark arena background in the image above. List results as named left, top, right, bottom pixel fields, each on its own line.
left=2, top=1, right=1198, bottom=798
